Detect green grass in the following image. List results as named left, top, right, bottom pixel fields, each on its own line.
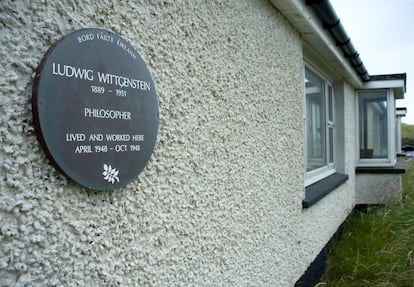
left=401, top=123, right=414, bottom=145
left=317, top=160, right=414, bottom=287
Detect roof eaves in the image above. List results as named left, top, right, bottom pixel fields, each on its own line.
left=363, top=73, right=407, bottom=99
left=269, top=0, right=363, bottom=87
left=305, top=0, right=370, bottom=82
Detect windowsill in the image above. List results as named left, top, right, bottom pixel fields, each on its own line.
left=355, top=166, right=405, bottom=174
left=302, top=173, right=349, bottom=208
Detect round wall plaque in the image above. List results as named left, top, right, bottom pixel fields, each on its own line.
left=32, top=28, right=159, bottom=190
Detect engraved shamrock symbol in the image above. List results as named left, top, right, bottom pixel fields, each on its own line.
left=103, top=164, right=119, bottom=184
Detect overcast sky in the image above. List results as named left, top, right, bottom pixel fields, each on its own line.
left=330, top=0, right=414, bottom=124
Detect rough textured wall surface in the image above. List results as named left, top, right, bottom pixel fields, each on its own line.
left=356, top=174, right=402, bottom=204
left=0, top=0, right=353, bottom=286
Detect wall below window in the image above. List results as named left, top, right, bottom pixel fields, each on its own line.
left=355, top=174, right=402, bottom=204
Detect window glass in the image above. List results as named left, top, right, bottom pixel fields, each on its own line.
left=358, top=91, right=388, bottom=159
left=327, top=84, right=334, bottom=164
left=328, top=85, right=334, bottom=122
left=328, top=127, right=334, bottom=163
left=305, top=68, right=326, bottom=172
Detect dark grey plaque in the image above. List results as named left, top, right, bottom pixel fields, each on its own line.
left=32, top=28, right=158, bottom=190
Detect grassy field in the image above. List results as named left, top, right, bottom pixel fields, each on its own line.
left=317, top=160, right=414, bottom=287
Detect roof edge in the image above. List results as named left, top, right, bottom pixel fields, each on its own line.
left=305, top=0, right=370, bottom=82
left=362, top=73, right=407, bottom=99
left=269, top=0, right=363, bottom=87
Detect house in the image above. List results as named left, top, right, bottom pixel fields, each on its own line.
left=396, top=107, right=408, bottom=155
left=0, top=0, right=407, bottom=286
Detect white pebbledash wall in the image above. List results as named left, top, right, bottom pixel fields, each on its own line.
left=356, top=175, right=402, bottom=204
left=0, top=1, right=355, bottom=286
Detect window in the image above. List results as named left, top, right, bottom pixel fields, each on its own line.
left=357, top=90, right=395, bottom=166
left=304, top=66, right=335, bottom=185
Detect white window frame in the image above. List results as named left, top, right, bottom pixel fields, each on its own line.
left=356, top=89, right=396, bottom=167
left=304, top=64, right=336, bottom=186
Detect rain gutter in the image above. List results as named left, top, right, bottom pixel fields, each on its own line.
left=305, top=0, right=370, bottom=82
